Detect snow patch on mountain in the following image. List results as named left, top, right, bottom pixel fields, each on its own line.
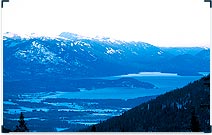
left=3, top=32, right=31, bottom=39
left=4, top=32, right=62, bottom=40
left=106, top=48, right=116, bottom=54
left=93, top=36, right=125, bottom=45
left=15, top=41, right=67, bottom=64
left=157, top=51, right=164, bottom=55
left=106, top=48, right=122, bottom=54
left=202, top=47, right=210, bottom=50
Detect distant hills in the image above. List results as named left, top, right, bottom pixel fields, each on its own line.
left=4, top=77, right=155, bottom=93
left=3, top=32, right=209, bottom=80
left=82, top=75, right=210, bottom=132
left=160, top=47, right=209, bottom=56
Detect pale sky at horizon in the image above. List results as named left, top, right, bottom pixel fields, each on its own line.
left=2, top=0, right=211, bottom=47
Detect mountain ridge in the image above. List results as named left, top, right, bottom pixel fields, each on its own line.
left=3, top=32, right=210, bottom=80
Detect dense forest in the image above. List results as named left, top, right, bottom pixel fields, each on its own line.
left=82, top=75, right=210, bottom=132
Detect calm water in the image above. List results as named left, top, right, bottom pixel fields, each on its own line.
left=44, top=72, right=204, bottom=100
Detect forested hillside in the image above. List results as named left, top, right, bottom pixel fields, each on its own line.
left=83, top=75, right=210, bottom=132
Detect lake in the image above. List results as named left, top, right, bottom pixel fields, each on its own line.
left=41, top=72, right=205, bottom=99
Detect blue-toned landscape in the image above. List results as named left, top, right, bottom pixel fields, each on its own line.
left=2, top=32, right=210, bottom=132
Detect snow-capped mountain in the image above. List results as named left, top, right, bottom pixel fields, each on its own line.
left=3, top=32, right=210, bottom=80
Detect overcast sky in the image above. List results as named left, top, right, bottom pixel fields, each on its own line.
left=2, top=0, right=211, bottom=47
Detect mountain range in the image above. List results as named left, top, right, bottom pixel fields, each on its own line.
left=3, top=32, right=210, bottom=80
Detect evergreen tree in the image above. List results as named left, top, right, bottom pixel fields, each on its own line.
left=191, top=110, right=200, bottom=132
left=14, top=112, right=29, bottom=132
left=91, top=125, right=96, bottom=132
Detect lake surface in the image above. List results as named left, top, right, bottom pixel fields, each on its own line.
left=42, top=72, right=204, bottom=99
